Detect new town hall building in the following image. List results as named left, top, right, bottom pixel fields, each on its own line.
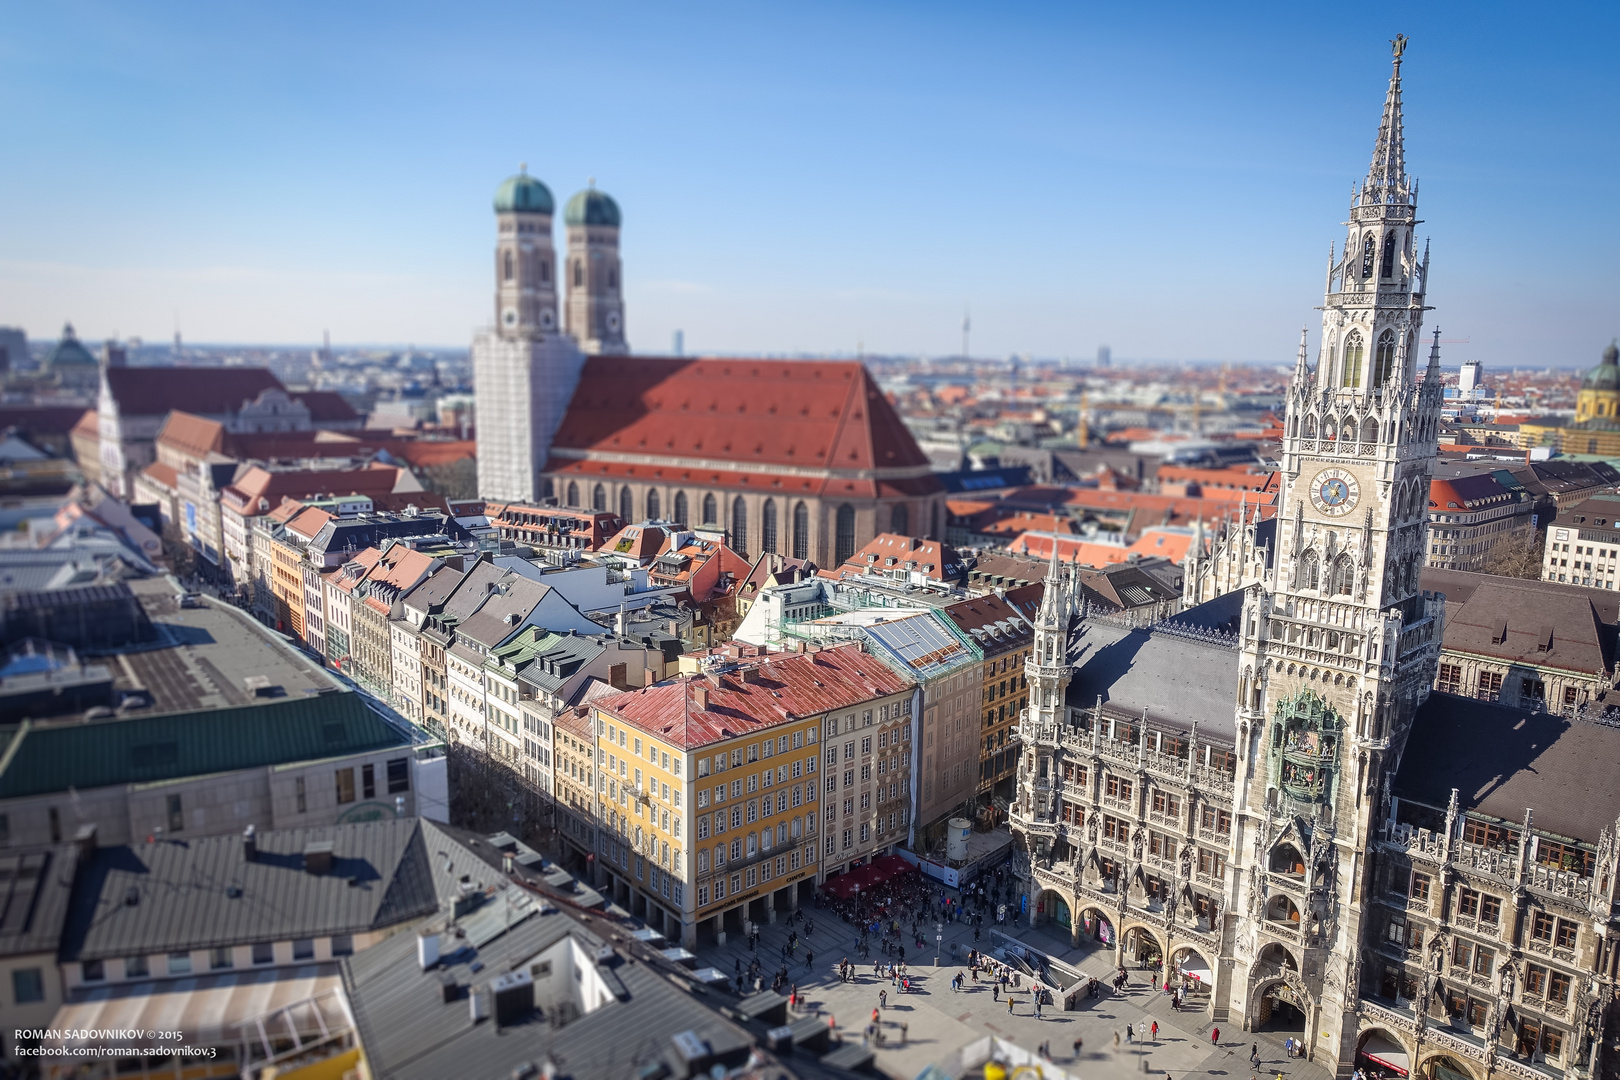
left=1010, top=42, right=1620, bottom=1080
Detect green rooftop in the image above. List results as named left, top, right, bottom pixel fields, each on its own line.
left=0, top=691, right=409, bottom=800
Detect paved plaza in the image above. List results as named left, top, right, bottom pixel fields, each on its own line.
left=692, top=886, right=1338, bottom=1080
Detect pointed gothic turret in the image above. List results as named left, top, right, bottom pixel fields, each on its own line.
left=1363, top=35, right=1410, bottom=203
left=1292, top=327, right=1311, bottom=386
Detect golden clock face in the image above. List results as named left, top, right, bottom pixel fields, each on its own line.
left=1308, top=468, right=1360, bottom=517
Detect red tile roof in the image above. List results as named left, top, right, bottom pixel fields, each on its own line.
left=70, top=410, right=99, bottom=439
left=155, top=411, right=229, bottom=459
left=140, top=461, right=179, bottom=489
left=838, top=533, right=967, bottom=583
left=598, top=642, right=912, bottom=750
left=1429, top=474, right=1515, bottom=510
left=220, top=463, right=408, bottom=515
left=545, top=357, right=939, bottom=493
left=105, top=367, right=284, bottom=418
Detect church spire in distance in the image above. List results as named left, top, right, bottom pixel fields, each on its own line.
left=1363, top=35, right=1411, bottom=204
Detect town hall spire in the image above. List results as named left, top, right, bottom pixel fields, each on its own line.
left=1363, top=35, right=1410, bottom=203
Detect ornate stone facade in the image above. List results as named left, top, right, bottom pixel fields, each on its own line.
left=1011, top=41, right=1620, bottom=1080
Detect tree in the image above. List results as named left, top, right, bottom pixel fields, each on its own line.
left=419, top=456, right=478, bottom=501
left=1478, top=528, right=1545, bottom=580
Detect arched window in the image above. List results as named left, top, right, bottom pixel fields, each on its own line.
left=646, top=489, right=661, bottom=521
left=541, top=477, right=554, bottom=501
left=1360, top=416, right=1378, bottom=444
left=1323, top=414, right=1337, bottom=440
left=566, top=481, right=579, bottom=508
left=835, top=504, right=856, bottom=564
left=673, top=491, right=688, bottom=526
left=792, top=501, right=809, bottom=560
left=1298, top=549, right=1320, bottom=591
left=890, top=504, right=908, bottom=536
left=1341, top=419, right=1356, bottom=443
left=761, top=499, right=778, bottom=554
left=1303, top=414, right=1318, bottom=439
left=619, top=486, right=633, bottom=522
left=701, top=493, right=717, bottom=525
left=1360, top=234, right=1376, bottom=279
left=1331, top=554, right=1355, bottom=596
left=731, top=497, right=749, bottom=556
left=503, top=250, right=514, bottom=281
left=592, top=484, right=607, bottom=512
left=1372, top=329, right=1397, bottom=385
left=1380, top=230, right=1396, bottom=279
left=1342, top=332, right=1364, bottom=388
left=573, top=260, right=583, bottom=287
left=539, top=258, right=550, bottom=283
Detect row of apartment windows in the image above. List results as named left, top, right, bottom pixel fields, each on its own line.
left=695, top=846, right=813, bottom=908
left=1393, top=869, right=1581, bottom=946
left=76, top=935, right=354, bottom=986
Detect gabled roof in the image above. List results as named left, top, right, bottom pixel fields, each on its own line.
left=155, top=410, right=229, bottom=459
left=839, top=533, right=967, bottom=583
left=106, top=367, right=284, bottom=419
left=0, top=692, right=407, bottom=800
left=1065, top=615, right=1239, bottom=740
left=600, top=642, right=911, bottom=750
left=401, top=564, right=464, bottom=617
left=1433, top=574, right=1611, bottom=676
left=1428, top=472, right=1516, bottom=511
left=545, top=357, right=939, bottom=493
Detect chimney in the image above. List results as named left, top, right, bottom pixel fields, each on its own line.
left=74, top=823, right=98, bottom=866
left=614, top=603, right=627, bottom=636
left=417, top=929, right=440, bottom=970
left=242, top=824, right=257, bottom=863
left=643, top=667, right=659, bottom=688
left=609, top=663, right=628, bottom=690
left=693, top=685, right=709, bottom=710
left=740, top=666, right=760, bottom=684
left=303, top=840, right=335, bottom=875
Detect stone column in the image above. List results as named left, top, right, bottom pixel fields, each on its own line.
left=715, top=911, right=728, bottom=947
left=766, top=890, right=777, bottom=924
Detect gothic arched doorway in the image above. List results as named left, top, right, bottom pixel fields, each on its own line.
left=1418, top=1056, right=1475, bottom=1080
left=1122, top=925, right=1164, bottom=969
left=1078, top=907, right=1113, bottom=946
left=1171, top=945, right=1213, bottom=997
left=1253, top=979, right=1308, bottom=1034
left=1356, top=1028, right=1412, bottom=1078
left=1035, top=890, right=1070, bottom=930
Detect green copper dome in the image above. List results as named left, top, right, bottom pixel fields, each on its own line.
left=47, top=323, right=96, bottom=369
left=1583, top=341, right=1620, bottom=392
left=564, top=186, right=621, bottom=228
left=493, top=169, right=554, bottom=214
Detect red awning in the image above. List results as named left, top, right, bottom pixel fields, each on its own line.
left=872, top=853, right=918, bottom=878
left=1358, top=1032, right=1410, bottom=1077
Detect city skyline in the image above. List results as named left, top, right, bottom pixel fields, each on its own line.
left=2, top=2, right=1615, bottom=365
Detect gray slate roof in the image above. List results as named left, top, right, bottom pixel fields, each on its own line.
left=60, top=819, right=451, bottom=962
left=1393, top=693, right=1620, bottom=845
left=401, top=565, right=464, bottom=618
left=1065, top=615, right=1240, bottom=741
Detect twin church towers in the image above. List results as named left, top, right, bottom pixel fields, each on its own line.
left=473, top=169, right=628, bottom=502
left=489, top=168, right=627, bottom=354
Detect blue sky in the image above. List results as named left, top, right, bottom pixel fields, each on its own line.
left=2, top=1, right=1615, bottom=367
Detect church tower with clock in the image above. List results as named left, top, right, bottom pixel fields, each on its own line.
left=1224, top=35, right=1444, bottom=1058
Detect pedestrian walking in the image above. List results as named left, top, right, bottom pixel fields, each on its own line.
left=1126, top=1023, right=1134, bottom=1043
left=993, top=983, right=999, bottom=1002
left=1251, top=1043, right=1261, bottom=1066
left=1073, top=1036, right=1083, bottom=1058
left=1114, top=1030, right=1121, bottom=1049
left=1151, top=1021, right=1159, bottom=1042
left=1212, top=1027, right=1221, bottom=1046
left=879, top=989, right=887, bottom=1009
left=1008, top=995, right=1015, bottom=1014
left=805, top=950, right=813, bottom=969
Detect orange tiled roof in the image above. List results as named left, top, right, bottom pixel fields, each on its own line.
left=156, top=411, right=228, bottom=459
left=598, top=642, right=912, bottom=750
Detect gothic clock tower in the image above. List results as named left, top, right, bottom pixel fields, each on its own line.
left=1226, top=36, right=1444, bottom=1064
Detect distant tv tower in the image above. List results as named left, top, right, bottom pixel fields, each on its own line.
left=323, top=329, right=332, bottom=366
left=961, top=307, right=971, bottom=360
left=173, top=309, right=183, bottom=356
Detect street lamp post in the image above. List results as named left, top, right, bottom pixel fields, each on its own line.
left=935, top=921, right=943, bottom=968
